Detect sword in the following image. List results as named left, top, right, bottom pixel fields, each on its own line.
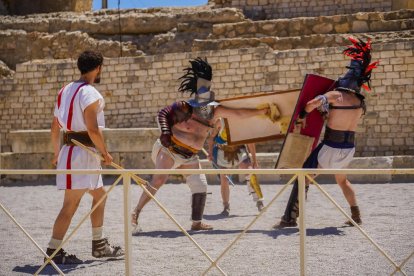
left=212, top=161, right=235, bottom=187
left=201, top=148, right=235, bottom=187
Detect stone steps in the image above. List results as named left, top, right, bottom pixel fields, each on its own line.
left=209, top=9, right=414, bottom=39
left=192, top=30, right=414, bottom=52
left=0, top=7, right=245, bottom=35
left=1, top=129, right=413, bottom=184
left=1, top=128, right=280, bottom=183
left=0, top=7, right=246, bottom=69
left=1, top=8, right=413, bottom=69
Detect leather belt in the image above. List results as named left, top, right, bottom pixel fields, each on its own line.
left=63, top=131, right=94, bottom=147
left=217, top=144, right=242, bottom=152
left=323, top=126, right=355, bottom=144
left=169, top=136, right=198, bottom=159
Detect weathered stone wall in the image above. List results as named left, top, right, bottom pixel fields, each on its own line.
left=1, top=8, right=412, bottom=71
left=0, top=30, right=142, bottom=70
left=209, top=10, right=414, bottom=39
left=0, top=7, right=245, bottom=69
left=209, top=0, right=393, bottom=19
left=0, top=42, right=413, bottom=156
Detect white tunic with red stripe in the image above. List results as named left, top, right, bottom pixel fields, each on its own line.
left=54, top=81, right=105, bottom=190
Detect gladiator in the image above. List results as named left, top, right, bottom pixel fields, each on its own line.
left=131, top=57, right=272, bottom=231
left=274, top=37, right=379, bottom=228
left=46, top=51, right=124, bottom=264
left=207, top=118, right=264, bottom=216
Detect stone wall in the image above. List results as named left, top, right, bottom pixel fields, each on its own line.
left=209, top=10, right=414, bottom=39
left=209, top=0, right=393, bottom=19
left=0, top=42, right=413, bottom=156
left=0, top=30, right=142, bottom=70
left=0, top=7, right=245, bottom=69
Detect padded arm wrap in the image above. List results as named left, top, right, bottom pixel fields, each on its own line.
left=158, top=105, right=173, bottom=135
left=157, top=101, right=193, bottom=135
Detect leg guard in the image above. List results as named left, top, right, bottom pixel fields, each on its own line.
left=281, top=179, right=310, bottom=222
left=191, top=193, right=207, bottom=221
left=248, top=174, right=263, bottom=200
left=245, top=176, right=259, bottom=202
left=281, top=180, right=300, bottom=222
left=281, top=143, right=321, bottom=222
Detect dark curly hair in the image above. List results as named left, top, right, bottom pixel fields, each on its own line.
left=77, top=51, right=103, bottom=74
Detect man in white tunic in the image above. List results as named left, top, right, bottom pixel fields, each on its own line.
left=46, top=51, right=123, bottom=264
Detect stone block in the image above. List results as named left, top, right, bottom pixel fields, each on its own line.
left=352, top=21, right=369, bottom=33
left=312, top=23, right=333, bottom=34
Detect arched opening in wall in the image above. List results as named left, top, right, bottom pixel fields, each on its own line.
left=92, top=0, right=208, bottom=10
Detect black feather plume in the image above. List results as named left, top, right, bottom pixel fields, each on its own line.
left=178, top=57, right=212, bottom=95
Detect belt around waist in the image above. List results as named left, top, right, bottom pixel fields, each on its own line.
left=169, top=136, right=198, bottom=158
left=323, top=126, right=355, bottom=144
left=217, top=144, right=243, bottom=153
left=63, top=131, right=94, bottom=147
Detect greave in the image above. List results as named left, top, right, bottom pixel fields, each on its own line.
left=191, top=193, right=207, bottom=221
left=245, top=178, right=259, bottom=202
left=282, top=180, right=300, bottom=222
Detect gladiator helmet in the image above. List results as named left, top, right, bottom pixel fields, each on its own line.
left=336, top=37, right=379, bottom=99
left=179, top=57, right=219, bottom=119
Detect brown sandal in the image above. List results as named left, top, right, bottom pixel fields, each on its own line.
left=191, top=222, right=213, bottom=231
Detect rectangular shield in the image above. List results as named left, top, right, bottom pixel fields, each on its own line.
left=218, top=90, right=300, bottom=145
left=275, top=74, right=337, bottom=168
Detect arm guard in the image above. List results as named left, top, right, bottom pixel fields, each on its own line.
left=157, top=101, right=193, bottom=147
left=298, top=109, right=308, bottom=119
left=315, top=94, right=329, bottom=113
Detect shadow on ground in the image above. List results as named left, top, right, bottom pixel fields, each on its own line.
left=203, top=213, right=256, bottom=220
left=134, top=226, right=345, bottom=239
left=12, top=258, right=123, bottom=275
left=267, top=226, right=346, bottom=239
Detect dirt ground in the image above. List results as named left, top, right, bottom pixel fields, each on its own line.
left=0, top=178, right=413, bottom=275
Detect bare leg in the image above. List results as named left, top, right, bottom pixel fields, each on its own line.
left=88, top=187, right=107, bottom=228
left=239, top=161, right=255, bottom=200
left=52, top=189, right=87, bottom=240
left=335, top=174, right=357, bottom=207
left=132, top=150, right=174, bottom=225
left=219, top=174, right=230, bottom=215
left=220, top=175, right=230, bottom=205
left=335, top=174, right=362, bottom=225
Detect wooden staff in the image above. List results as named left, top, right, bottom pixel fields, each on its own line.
left=71, top=139, right=155, bottom=190
left=71, top=139, right=226, bottom=274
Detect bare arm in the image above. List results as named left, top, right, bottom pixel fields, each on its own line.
left=304, top=90, right=343, bottom=113
left=51, top=117, right=61, bottom=166
left=84, top=100, right=112, bottom=165
left=246, top=143, right=258, bottom=168
left=214, top=106, right=267, bottom=121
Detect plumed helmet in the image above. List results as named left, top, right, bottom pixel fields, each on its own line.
left=336, top=37, right=379, bottom=99
left=178, top=57, right=219, bottom=107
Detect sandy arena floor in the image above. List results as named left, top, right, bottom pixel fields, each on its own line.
left=0, top=179, right=413, bottom=275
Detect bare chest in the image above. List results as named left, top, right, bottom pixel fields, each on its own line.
left=174, top=119, right=211, bottom=135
